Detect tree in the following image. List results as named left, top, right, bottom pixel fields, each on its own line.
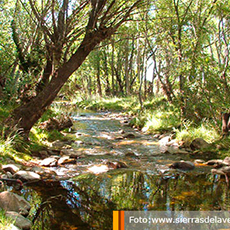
left=5, top=0, right=143, bottom=137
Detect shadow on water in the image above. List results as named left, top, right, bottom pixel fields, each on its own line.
left=10, top=110, right=230, bottom=229
left=15, top=169, right=230, bottom=230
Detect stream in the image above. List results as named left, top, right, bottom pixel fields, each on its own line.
left=9, top=111, right=230, bottom=229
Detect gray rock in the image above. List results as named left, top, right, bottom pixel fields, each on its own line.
left=0, top=191, right=31, bottom=216
left=190, top=138, right=210, bottom=150
left=60, top=149, right=82, bottom=158
left=51, top=140, right=66, bottom=148
left=205, top=159, right=224, bottom=166
left=223, top=157, right=230, bottom=165
left=123, top=133, right=137, bottom=139
left=194, top=159, right=205, bottom=164
left=170, top=161, right=195, bottom=170
left=40, top=157, right=58, bottom=167
left=176, top=149, right=190, bottom=154
left=159, top=136, right=171, bottom=146
left=38, top=150, right=49, bottom=158
left=2, top=164, right=21, bottom=174
left=58, top=156, right=76, bottom=165
left=166, top=139, right=179, bottom=147
left=162, top=148, right=189, bottom=155
left=13, top=170, right=41, bottom=183
left=6, top=211, right=32, bottom=230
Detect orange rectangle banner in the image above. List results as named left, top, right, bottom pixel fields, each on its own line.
left=113, top=211, right=125, bottom=230
left=113, top=211, right=119, bottom=230
left=119, top=211, right=125, bottom=230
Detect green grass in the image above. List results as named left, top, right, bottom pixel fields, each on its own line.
left=175, top=120, right=220, bottom=145
left=0, top=95, right=226, bottom=162
left=0, top=210, right=16, bottom=229
left=75, top=96, right=223, bottom=149
left=75, top=96, right=139, bottom=111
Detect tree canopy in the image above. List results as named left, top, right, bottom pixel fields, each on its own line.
left=0, top=0, right=229, bottom=135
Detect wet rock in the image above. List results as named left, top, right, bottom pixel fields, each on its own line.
left=211, top=167, right=230, bottom=176
left=169, top=161, right=195, bottom=170
left=211, top=167, right=230, bottom=184
left=13, top=170, right=41, bottom=183
left=223, top=157, right=230, bottom=166
left=6, top=211, right=32, bottom=230
left=73, top=140, right=84, bottom=146
left=31, top=166, right=57, bottom=178
left=205, top=157, right=230, bottom=168
left=153, top=133, right=161, bottom=138
left=40, top=157, right=58, bottom=167
left=48, top=149, right=61, bottom=155
left=125, top=151, right=139, bottom=157
left=118, top=129, right=125, bottom=134
left=106, top=161, right=128, bottom=169
left=38, top=150, right=49, bottom=159
left=58, top=156, right=76, bottom=165
left=123, top=133, right=137, bottom=139
left=194, top=159, right=205, bottom=164
left=162, top=148, right=189, bottom=155
left=190, top=138, right=210, bottom=150
left=61, top=149, right=82, bottom=158
left=87, top=165, right=109, bottom=174
left=51, top=140, right=73, bottom=149
left=0, top=191, right=31, bottom=216
left=39, top=115, right=73, bottom=131
left=121, top=120, right=130, bottom=125
left=176, top=149, right=190, bottom=154
left=159, top=136, right=171, bottom=146
left=166, top=139, right=179, bottom=148
left=2, top=164, right=21, bottom=174
left=205, top=159, right=224, bottom=166
left=1, top=171, right=13, bottom=179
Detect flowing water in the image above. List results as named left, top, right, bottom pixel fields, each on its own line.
left=9, top=111, right=230, bottom=229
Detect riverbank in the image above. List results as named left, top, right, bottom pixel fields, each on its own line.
left=1, top=96, right=229, bottom=165
left=75, top=96, right=228, bottom=155
left=0, top=100, right=230, bottom=229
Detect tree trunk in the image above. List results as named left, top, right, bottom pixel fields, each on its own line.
left=111, top=36, right=115, bottom=95
left=125, top=37, right=130, bottom=96
left=96, top=52, right=102, bottom=97
left=6, top=29, right=113, bottom=137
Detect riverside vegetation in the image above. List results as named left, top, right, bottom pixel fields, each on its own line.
left=0, top=0, right=230, bottom=228
left=0, top=96, right=230, bottom=229
left=0, top=95, right=228, bottom=165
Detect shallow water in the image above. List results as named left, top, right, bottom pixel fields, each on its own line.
left=11, top=111, right=230, bottom=229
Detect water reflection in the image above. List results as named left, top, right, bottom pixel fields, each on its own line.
left=15, top=169, right=230, bottom=229
left=13, top=110, right=230, bottom=229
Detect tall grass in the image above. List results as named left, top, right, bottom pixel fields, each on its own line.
left=175, top=119, right=220, bottom=144
left=75, top=96, right=139, bottom=111
left=0, top=210, right=15, bottom=230
left=74, top=95, right=221, bottom=146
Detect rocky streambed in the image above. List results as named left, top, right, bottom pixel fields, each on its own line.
left=0, top=111, right=230, bottom=229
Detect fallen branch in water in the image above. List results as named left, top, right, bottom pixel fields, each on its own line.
left=0, top=178, right=23, bottom=190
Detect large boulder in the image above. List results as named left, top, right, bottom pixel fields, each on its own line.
left=2, top=164, right=21, bottom=174
left=13, top=170, right=41, bottom=183
left=5, top=211, right=32, bottom=230
left=190, top=138, right=210, bottom=150
left=0, top=191, right=31, bottom=216
left=39, top=115, right=73, bottom=131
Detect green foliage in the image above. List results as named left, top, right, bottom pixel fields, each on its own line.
left=0, top=210, right=15, bottom=230
left=75, top=96, right=139, bottom=111
left=175, top=119, right=220, bottom=145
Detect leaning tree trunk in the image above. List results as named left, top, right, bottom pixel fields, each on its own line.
left=6, top=29, right=114, bottom=137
